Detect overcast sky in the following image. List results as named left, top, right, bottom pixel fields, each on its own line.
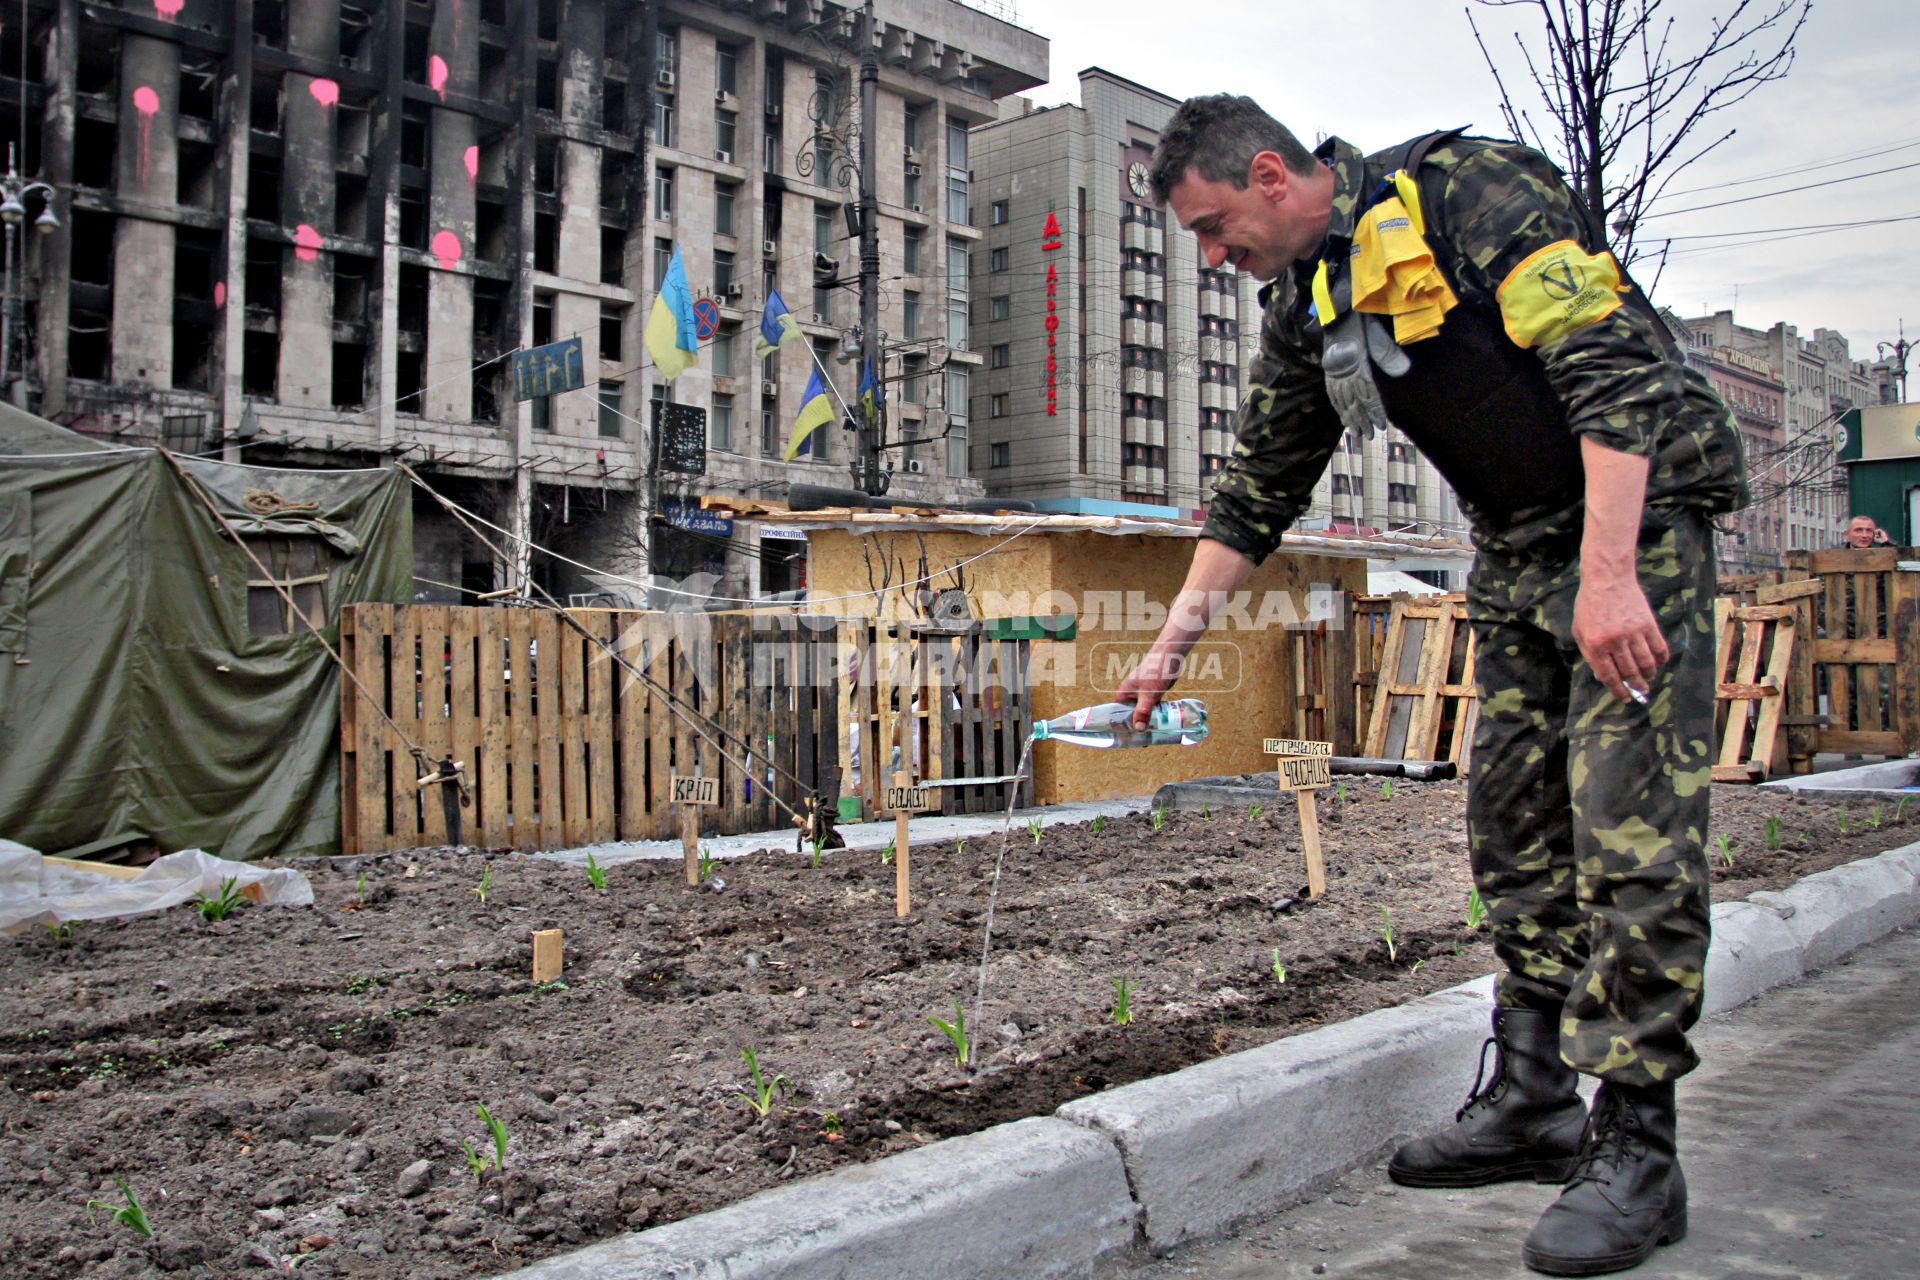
left=1001, top=0, right=1918, bottom=367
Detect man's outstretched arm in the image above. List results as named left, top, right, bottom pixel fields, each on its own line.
left=1114, top=538, right=1257, bottom=729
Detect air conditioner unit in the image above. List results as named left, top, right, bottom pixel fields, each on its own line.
left=762, top=239, right=777, bottom=256
left=909, top=204, right=922, bottom=214
left=905, top=458, right=926, bottom=474
left=905, top=162, right=922, bottom=178
left=762, top=382, right=777, bottom=397
left=714, top=149, right=733, bottom=164
left=765, top=102, right=781, bottom=120
left=656, top=68, right=676, bottom=88
left=811, top=312, right=828, bottom=324
left=724, top=281, right=744, bottom=299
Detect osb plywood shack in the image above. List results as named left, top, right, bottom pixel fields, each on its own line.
left=773, top=509, right=1402, bottom=806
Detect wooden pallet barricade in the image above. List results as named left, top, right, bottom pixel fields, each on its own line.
left=1788, top=548, right=1920, bottom=758
left=1363, top=596, right=1477, bottom=768
left=1711, top=602, right=1799, bottom=783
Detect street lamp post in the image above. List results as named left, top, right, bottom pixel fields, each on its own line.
left=0, top=142, right=60, bottom=407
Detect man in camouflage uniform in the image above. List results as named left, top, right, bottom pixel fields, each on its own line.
left=1117, top=95, right=1746, bottom=1276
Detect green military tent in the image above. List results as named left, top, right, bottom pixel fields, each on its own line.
left=0, top=407, right=411, bottom=859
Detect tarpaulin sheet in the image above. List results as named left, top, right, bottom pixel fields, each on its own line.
left=0, top=408, right=411, bottom=858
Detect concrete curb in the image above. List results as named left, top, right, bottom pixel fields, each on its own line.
left=497, top=838, right=1920, bottom=1279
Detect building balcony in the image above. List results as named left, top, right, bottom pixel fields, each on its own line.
left=1122, top=316, right=1162, bottom=347
left=1199, top=381, right=1236, bottom=412
left=1122, top=367, right=1165, bottom=398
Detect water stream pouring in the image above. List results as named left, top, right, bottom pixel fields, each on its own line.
left=970, top=699, right=1209, bottom=1061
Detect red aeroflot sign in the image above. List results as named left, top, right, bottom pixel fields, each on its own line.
left=1042, top=210, right=1062, bottom=415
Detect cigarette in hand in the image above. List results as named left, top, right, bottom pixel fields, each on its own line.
left=1627, top=687, right=1649, bottom=706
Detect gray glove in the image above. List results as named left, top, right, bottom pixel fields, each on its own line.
left=1322, top=309, right=1390, bottom=441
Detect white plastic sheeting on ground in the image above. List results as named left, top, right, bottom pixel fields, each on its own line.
left=0, top=842, right=314, bottom=935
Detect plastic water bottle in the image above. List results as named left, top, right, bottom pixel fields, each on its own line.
left=1030, top=699, right=1209, bottom=748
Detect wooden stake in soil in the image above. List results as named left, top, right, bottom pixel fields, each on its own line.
left=531, top=929, right=564, bottom=983
left=672, top=775, right=720, bottom=884
left=1266, top=738, right=1333, bottom=898
left=885, top=774, right=934, bottom=916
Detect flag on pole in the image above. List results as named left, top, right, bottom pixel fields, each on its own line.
left=858, top=358, right=884, bottom=424
left=754, top=288, right=804, bottom=358
left=784, top=366, right=836, bottom=461
left=643, top=245, right=699, bottom=380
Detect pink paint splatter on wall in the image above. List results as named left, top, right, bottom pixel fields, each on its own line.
left=293, top=225, right=324, bottom=262
left=428, top=56, right=449, bottom=101
left=131, top=86, right=161, bottom=186
left=214, top=282, right=227, bottom=309
left=464, top=146, right=479, bottom=183
left=309, top=78, right=340, bottom=109
left=154, top=0, right=184, bottom=19
left=431, top=230, right=463, bottom=271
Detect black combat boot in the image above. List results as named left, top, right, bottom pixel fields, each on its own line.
left=1388, top=1007, right=1586, bottom=1188
left=1522, top=1080, right=1686, bottom=1276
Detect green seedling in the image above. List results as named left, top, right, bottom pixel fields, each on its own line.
left=927, top=1000, right=971, bottom=1069
left=46, top=920, right=74, bottom=943
left=1110, top=974, right=1136, bottom=1026
left=1866, top=806, right=1884, bottom=830
left=1714, top=833, right=1737, bottom=867
left=1410, top=959, right=1426, bottom=976
left=1379, top=904, right=1397, bottom=963
left=1895, top=796, right=1911, bottom=823
left=1091, top=815, right=1107, bottom=835
left=1382, top=780, right=1394, bottom=799
left=1027, top=817, right=1044, bottom=845
left=955, top=838, right=967, bottom=858
left=809, top=835, right=827, bottom=869
left=193, top=876, right=245, bottom=922
left=1465, top=885, right=1487, bottom=931
left=879, top=837, right=895, bottom=865
left=1201, top=803, right=1212, bottom=819
left=1270, top=948, right=1287, bottom=984
left=1837, top=812, right=1851, bottom=835
left=345, top=974, right=381, bottom=996
left=698, top=846, right=718, bottom=881
left=355, top=871, right=367, bottom=898
left=1765, top=816, right=1782, bottom=850
left=820, top=1112, right=843, bottom=1135
left=735, top=1046, right=788, bottom=1118
left=1248, top=802, right=1263, bottom=821
left=86, top=1177, right=154, bottom=1239
left=460, top=1102, right=508, bottom=1176
left=474, top=863, right=493, bottom=907
left=1150, top=804, right=1166, bottom=833
left=1337, top=780, right=1348, bottom=804
left=585, top=853, right=608, bottom=891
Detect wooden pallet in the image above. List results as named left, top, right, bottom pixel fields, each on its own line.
left=1363, top=597, right=1477, bottom=766
left=1711, top=602, right=1799, bottom=783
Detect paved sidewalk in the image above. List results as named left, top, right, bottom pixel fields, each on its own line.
left=1113, top=926, right=1920, bottom=1280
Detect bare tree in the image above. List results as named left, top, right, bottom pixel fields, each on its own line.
left=1469, top=0, right=1811, bottom=273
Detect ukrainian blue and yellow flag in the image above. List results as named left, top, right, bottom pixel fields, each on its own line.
left=858, top=358, right=883, bottom=424
left=755, top=288, right=804, bottom=359
left=784, top=366, right=835, bottom=461
left=644, top=245, right=699, bottom=380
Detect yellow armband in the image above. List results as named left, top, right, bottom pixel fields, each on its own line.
left=1496, top=239, right=1627, bottom=348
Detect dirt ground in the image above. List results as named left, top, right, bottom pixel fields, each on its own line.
left=3, top=782, right=1915, bottom=1278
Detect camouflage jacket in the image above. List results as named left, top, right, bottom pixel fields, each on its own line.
left=1203, top=134, right=1748, bottom=562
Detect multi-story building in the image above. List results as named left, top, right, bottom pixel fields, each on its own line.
left=15, top=0, right=1043, bottom=602
left=967, top=68, right=1465, bottom=558
left=1684, top=310, right=1888, bottom=555
left=1675, top=331, right=1788, bottom=573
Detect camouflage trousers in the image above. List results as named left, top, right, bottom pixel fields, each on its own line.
left=1467, top=505, right=1716, bottom=1087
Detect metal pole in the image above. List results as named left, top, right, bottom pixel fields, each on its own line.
left=855, top=0, right=884, bottom=495
left=1, top=144, right=14, bottom=397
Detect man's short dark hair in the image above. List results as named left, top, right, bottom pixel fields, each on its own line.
left=1149, top=94, right=1318, bottom=201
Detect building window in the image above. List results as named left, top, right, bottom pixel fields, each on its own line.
left=904, top=226, right=923, bottom=273
left=903, top=291, right=919, bottom=339
left=598, top=380, right=625, bottom=438
left=600, top=303, right=626, bottom=362
left=245, top=537, right=328, bottom=637
left=654, top=167, right=673, bottom=220
left=905, top=169, right=921, bottom=209
left=947, top=173, right=969, bottom=223
left=989, top=245, right=1008, bottom=272
left=990, top=295, right=1010, bottom=321
left=715, top=108, right=737, bottom=160
left=652, top=92, right=676, bottom=149
left=814, top=203, right=835, bottom=253
left=901, top=355, right=924, bottom=403
left=1330, top=472, right=1354, bottom=496
left=904, top=103, right=922, bottom=151
left=1388, top=481, right=1417, bottom=505
left=947, top=297, right=968, bottom=347
left=990, top=199, right=1008, bottom=225
left=991, top=441, right=1010, bottom=468
left=991, top=393, right=1008, bottom=417
left=716, top=42, right=739, bottom=96
left=714, top=249, right=736, bottom=297
left=812, top=286, right=833, bottom=323
left=712, top=327, right=735, bottom=376
left=991, top=343, right=1009, bottom=368
left=761, top=409, right=777, bottom=455
left=712, top=392, right=734, bottom=449
left=653, top=237, right=673, bottom=288
left=715, top=181, right=737, bottom=236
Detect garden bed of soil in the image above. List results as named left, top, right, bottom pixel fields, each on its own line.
left=3, top=782, right=1915, bottom=1278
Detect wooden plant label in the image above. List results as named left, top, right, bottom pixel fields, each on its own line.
left=884, top=784, right=934, bottom=813
left=671, top=775, right=720, bottom=806
left=531, top=929, right=564, bottom=983
left=1275, top=755, right=1333, bottom=792
left=1264, top=738, right=1333, bottom=757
